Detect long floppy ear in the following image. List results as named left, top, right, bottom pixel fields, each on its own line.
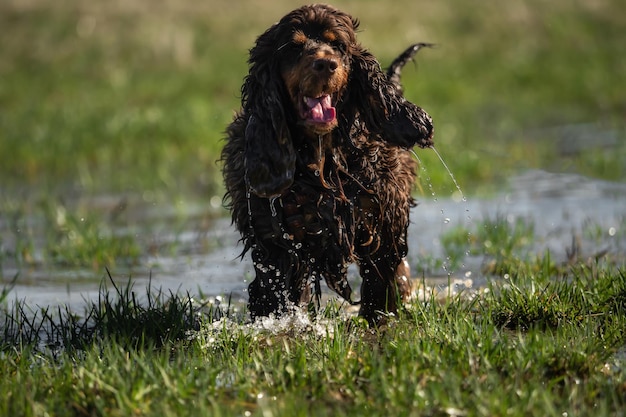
left=241, top=25, right=296, bottom=198
left=348, top=46, right=434, bottom=149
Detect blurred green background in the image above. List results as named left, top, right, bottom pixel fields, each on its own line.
left=1, top=0, right=624, bottom=200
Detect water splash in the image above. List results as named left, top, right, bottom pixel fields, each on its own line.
left=429, top=145, right=473, bottom=230
left=412, top=146, right=474, bottom=283
left=196, top=305, right=337, bottom=352
left=430, top=146, right=466, bottom=203
left=432, top=147, right=474, bottom=283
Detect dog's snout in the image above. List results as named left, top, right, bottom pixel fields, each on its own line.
left=312, top=58, right=338, bottom=74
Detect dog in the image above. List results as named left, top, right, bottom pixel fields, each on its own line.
left=221, top=4, right=434, bottom=324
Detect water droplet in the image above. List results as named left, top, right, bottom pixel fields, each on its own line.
left=270, top=197, right=278, bottom=217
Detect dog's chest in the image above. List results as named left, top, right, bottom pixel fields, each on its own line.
left=266, top=138, right=381, bottom=259
left=278, top=178, right=354, bottom=255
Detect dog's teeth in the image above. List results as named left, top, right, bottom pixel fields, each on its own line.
left=304, top=96, right=316, bottom=108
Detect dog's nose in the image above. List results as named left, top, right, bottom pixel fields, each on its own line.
left=312, top=58, right=338, bottom=74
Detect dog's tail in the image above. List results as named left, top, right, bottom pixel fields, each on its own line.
left=386, top=43, right=435, bottom=93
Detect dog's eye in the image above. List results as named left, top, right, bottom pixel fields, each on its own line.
left=332, top=41, right=347, bottom=53
left=283, top=37, right=301, bottom=48
left=278, top=41, right=303, bottom=58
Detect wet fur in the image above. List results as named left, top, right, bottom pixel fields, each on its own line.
left=221, top=4, right=434, bottom=324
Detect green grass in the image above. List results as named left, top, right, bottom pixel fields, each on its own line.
left=42, top=204, right=142, bottom=269
left=0, top=197, right=141, bottom=271
left=1, top=264, right=625, bottom=416
left=438, top=213, right=625, bottom=278
left=441, top=214, right=536, bottom=272
left=1, top=2, right=625, bottom=415
left=1, top=209, right=624, bottom=416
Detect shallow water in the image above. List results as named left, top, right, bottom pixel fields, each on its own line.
left=2, top=169, right=625, bottom=312
left=409, top=169, right=626, bottom=286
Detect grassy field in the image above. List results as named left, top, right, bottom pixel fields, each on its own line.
left=1, top=0, right=624, bottom=269
left=1, top=263, right=625, bottom=416
left=1, top=0, right=624, bottom=198
left=1, top=213, right=625, bottom=416
left=1, top=1, right=625, bottom=415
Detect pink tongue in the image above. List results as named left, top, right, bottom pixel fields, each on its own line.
left=305, top=95, right=336, bottom=123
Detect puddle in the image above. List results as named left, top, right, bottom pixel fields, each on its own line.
left=409, top=169, right=626, bottom=286
left=1, top=169, right=625, bottom=312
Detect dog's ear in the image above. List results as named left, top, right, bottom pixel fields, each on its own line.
left=241, top=26, right=296, bottom=198
left=348, top=46, right=434, bottom=149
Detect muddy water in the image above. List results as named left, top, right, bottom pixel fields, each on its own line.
left=2, top=169, right=625, bottom=312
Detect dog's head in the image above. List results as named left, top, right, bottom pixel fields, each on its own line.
left=273, top=5, right=355, bottom=135
left=240, top=4, right=433, bottom=198
left=246, top=4, right=356, bottom=138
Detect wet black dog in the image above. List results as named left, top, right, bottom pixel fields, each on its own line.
left=221, top=4, right=433, bottom=324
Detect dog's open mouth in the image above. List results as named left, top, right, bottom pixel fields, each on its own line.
left=301, top=94, right=336, bottom=124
